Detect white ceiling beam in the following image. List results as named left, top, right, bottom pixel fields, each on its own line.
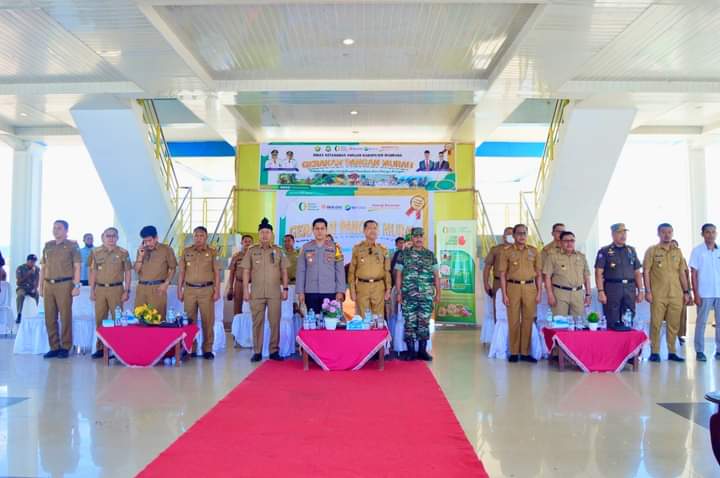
left=213, top=79, right=488, bottom=94
left=15, top=125, right=78, bottom=138
left=632, top=125, right=703, bottom=135
left=0, top=82, right=142, bottom=96
left=560, top=80, right=720, bottom=96
left=140, top=0, right=545, bottom=5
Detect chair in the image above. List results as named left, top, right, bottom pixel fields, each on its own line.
left=392, top=305, right=434, bottom=352
left=0, top=281, right=13, bottom=335
left=193, top=299, right=227, bottom=355
left=488, top=292, right=508, bottom=359
left=480, top=294, right=494, bottom=345
left=13, top=298, right=50, bottom=355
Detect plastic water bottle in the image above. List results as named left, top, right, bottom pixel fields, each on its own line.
left=307, top=309, right=316, bottom=330
left=568, top=316, right=575, bottom=331
left=163, top=357, right=171, bottom=366
left=622, top=309, right=633, bottom=328
left=114, top=306, right=122, bottom=325
left=121, top=310, right=128, bottom=327
left=171, top=357, right=176, bottom=366
left=600, top=315, right=607, bottom=330
left=167, top=308, right=176, bottom=324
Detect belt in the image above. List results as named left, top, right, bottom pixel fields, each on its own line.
left=45, top=277, right=72, bottom=284
left=96, top=282, right=123, bottom=288
left=185, top=282, right=214, bottom=288
left=552, top=284, right=583, bottom=292
left=605, top=278, right=635, bottom=284
left=508, top=279, right=534, bottom=285
left=139, top=280, right=165, bottom=286
left=358, top=278, right=384, bottom=283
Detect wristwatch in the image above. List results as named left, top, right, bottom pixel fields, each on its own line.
left=73, top=282, right=81, bottom=289
left=283, top=287, right=289, bottom=291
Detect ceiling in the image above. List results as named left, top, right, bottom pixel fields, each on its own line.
left=1, top=0, right=720, bottom=145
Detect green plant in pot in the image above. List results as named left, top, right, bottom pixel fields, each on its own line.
left=587, top=312, right=600, bottom=331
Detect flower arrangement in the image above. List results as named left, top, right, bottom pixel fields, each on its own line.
left=321, top=298, right=342, bottom=319
left=135, top=304, right=162, bottom=325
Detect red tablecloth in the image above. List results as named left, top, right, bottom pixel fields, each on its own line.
left=297, top=329, right=391, bottom=371
left=542, top=328, right=648, bottom=373
left=97, top=324, right=198, bottom=368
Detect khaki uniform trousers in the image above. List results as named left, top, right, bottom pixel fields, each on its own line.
left=679, top=305, right=687, bottom=338
left=507, top=283, right=537, bottom=355
left=135, top=284, right=168, bottom=320
left=250, top=298, right=281, bottom=354
left=94, top=286, right=124, bottom=351
left=355, top=281, right=386, bottom=318
left=550, top=288, right=585, bottom=317
left=651, top=297, right=682, bottom=354
left=233, top=280, right=245, bottom=314
left=184, top=286, right=215, bottom=353
left=44, top=281, right=73, bottom=351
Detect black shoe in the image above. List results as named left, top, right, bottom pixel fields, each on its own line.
left=508, top=354, right=519, bottom=363
left=715, top=352, right=720, bottom=361
left=668, top=353, right=685, bottom=362
left=521, top=355, right=538, bottom=363
left=57, top=349, right=69, bottom=359
left=15, top=315, right=21, bottom=324
left=91, top=350, right=103, bottom=359
left=649, top=353, right=661, bottom=362
left=403, top=340, right=417, bottom=361
left=385, top=353, right=395, bottom=361
left=250, top=353, right=262, bottom=362
left=417, top=340, right=433, bottom=361
left=43, top=349, right=60, bottom=359
left=203, top=352, right=215, bottom=360
left=697, top=352, right=707, bottom=362
left=269, top=352, right=283, bottom=361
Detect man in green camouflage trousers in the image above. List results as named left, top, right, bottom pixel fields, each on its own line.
left=395, top=227, right=441, bottom=361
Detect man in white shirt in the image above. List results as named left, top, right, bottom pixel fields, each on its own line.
left=689, top=223, right=720, bottom=362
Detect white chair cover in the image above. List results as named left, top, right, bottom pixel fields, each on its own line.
left=480, top=294, right=494, bottom=344
left=192, top=298, right=227, bottom=354
left=0, top=281, right=13, bottom=335
left=488, top=292, right=508, bottom=359
left=632, top=302, right=677, bottom=360
left=72, top=316, right=95, bottom=354
left=13, top=299, right=49, bottom=354
left=392, top=305, right=434, bottom=352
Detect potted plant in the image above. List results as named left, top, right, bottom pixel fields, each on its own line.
left=321, top=298, right=342, bottom=330
left=587, top=312, right=600, bottom=331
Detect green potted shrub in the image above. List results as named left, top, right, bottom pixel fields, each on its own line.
left=587, top=312, right=600, bottom=331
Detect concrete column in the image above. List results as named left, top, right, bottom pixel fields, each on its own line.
left=688, top=146, right=707, bottom=240
left=9, top=141, right=44, bottom=290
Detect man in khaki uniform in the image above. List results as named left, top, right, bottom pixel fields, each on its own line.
left=543, top=231, right=591, bottom=316
left=38, top=219, right=81, bottom=359
left=483, top=226, right=514, bottom=300
left=499, top=224, right=542, bottom=363
left=541, top=223, right=565, bottom=264
left=226, top=234, right=253, bottom=314
left=643, top=223, right=691, bottom=362
left=242, top=218, right=289, bottom=362
left=348, top=220, right=391, bottom=318
left=134, top=225, right=177, bottom=319
left=671, top=239, right=690, bottom=343
left=283, top=234, right=299, bottom=285
left=88, top=227, right=132, bottom=358
left=178, top=226, right=221, bottom=360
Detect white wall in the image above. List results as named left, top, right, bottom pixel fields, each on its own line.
left=0, top=143, right=11, bottom=259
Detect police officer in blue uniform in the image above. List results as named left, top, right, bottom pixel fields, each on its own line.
left=595, top=223, right=645, bottom=330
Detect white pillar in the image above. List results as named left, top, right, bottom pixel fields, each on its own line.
left=9, top=141, right=44, bottom=290
left=688, top=146, right=707, bottom=240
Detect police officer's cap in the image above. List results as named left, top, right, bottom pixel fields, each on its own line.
left=140, top=225, right=158, bottom=238
left=610, top=223, right=628, bottom=233
left=258, top=217, right=273, bottom=232
left=411, top=227, right=424, bottom=237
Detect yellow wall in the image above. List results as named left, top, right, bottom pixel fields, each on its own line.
left=235, top=142, right=476, bottom=234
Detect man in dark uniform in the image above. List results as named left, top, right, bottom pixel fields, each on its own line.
left=595, top=223, right=645, bottom=330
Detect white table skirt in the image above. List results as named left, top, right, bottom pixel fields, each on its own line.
left=0, top=281, right=13, bottom=335
left=391, top=305, right=434, bottom=352
left=230, top=305, right=300, bottom=358
left=480, top=294, right=494, bottom=345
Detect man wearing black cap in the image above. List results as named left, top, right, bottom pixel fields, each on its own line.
left=242, top=218, right=289, bottom=362
left=15, top=254, right=39, bottom=323
left=134, top=225, right=177, bottom=320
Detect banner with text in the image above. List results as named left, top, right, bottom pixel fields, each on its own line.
left=260, top=143, right=455, bottom=191
left=276, top=190, right=432, bottom=263
left=436, top=221, right=476, bottom=324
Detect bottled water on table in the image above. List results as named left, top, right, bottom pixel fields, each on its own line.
left=600, top=316, right=607, bottom=330
left=114, top=306, right=122, bottom=325
left=167, top=308, right=176, bottom=324
left=622, top=309, right=633, bottom=328
left=120, top=310, right=128, bottom=327
left=568, top=316, right=575, bottom=331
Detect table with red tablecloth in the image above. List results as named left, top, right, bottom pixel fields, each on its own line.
left=97, top=324, right=198, bottom=368
left=297, top=329, right=391, bottom=371
left=542, top=328, right=648, bottom=373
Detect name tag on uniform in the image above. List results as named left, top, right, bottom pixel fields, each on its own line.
left=306, top=252, right=315, bottom=263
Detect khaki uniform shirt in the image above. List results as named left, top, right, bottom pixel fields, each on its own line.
left=541, top=241, right=563, bottom=264
left=136, top=243, right=177, bottom=281
left=543, top=250, right=589, bottom=288
left=498, top=244, right=541, bottom=282
left=89, top=246, right=132, bottom=284
left=41, top=239, right=81, bottom=279
left=485, top=244, right=510, bottom=283
left=180, top=245, right=219, bottom=284
left=229, top=249, right=249, bottom=282
left=240, top=244, right=288, bottom=299
left=283, top=248, right=300, bottom=284
left=348, top=240, right=391, bottom=294
left=643, top=244, right=687, bottom=299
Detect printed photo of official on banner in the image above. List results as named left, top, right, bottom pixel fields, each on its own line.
left=259, top=143, right=456, bottom=191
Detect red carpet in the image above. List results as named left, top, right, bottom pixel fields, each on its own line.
left=137, top=361, right=488, bottom=478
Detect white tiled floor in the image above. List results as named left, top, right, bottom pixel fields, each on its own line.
left=0, top=329, right=718, bottom=477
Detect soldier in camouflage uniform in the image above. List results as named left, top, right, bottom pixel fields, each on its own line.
left=395, top=227, right=441, bottom=361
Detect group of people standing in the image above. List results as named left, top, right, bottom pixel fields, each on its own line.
left=484, top=221, right=720, bottom=364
